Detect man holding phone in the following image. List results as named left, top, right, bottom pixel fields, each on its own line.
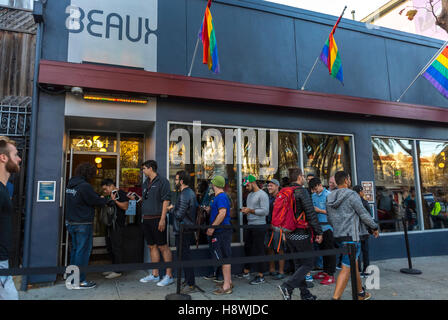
left=101, top=179, right=129, bottom=279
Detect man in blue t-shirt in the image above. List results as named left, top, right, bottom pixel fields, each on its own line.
left=309, top=177, right=336, bottom=285
left=206, top=175, right=233, bottom=295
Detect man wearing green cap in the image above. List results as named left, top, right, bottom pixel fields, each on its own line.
left=239, top=175, right=269, bottom=285
left=207, top=175, right=233, bottom=295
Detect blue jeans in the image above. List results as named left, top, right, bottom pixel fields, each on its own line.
left=341, top=241, right=361, bottom=268
left=0, top=260, right=18, bottom=300
left=67, top=223, right=93, bottom=282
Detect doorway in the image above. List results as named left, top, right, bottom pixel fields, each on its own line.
left=60, top=131, right=146, bottom=267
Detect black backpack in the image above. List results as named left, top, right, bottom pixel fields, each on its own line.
left=100, top=202, right=117, bottom=229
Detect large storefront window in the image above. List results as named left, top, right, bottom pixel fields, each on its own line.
left=168, top=123, right=239, bottom=246
left=119, top=134, right=144, bottom=191
left=372, top=138, right=418, bottom=232
left=416, top=141, right=448, bottom=230
left=303, top=133, right=354, bottom=187
left=168, top=122, right=357, bottom=246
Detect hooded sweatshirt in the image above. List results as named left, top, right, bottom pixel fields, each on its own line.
left=326, top=188, right=378, bottom=242
left=65, top=176, right=107, bottom=223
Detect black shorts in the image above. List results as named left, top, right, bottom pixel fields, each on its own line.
left=208, top=229, right=232, bottom=261
left=141, top=218, right=167, bottom=246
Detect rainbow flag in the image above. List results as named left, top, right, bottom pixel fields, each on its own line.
left=422, top=44, right=448, bottom=99
left=319, top=9, right=345, bottom=84
left=199, top=0, right=220, bottom=73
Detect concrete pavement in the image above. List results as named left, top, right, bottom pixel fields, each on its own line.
left=18, top=255, right=448, bottom=300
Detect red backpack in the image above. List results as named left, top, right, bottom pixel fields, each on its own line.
left=270, top=186, right=309, bottom=233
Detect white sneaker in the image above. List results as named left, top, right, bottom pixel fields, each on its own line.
left=105, top=272, right=122, bottom=279
left=139, top=274, right=160, bottom=283
left=156, top=275, right=174, bottom=287
left=102, top=272, right=112, bottom=276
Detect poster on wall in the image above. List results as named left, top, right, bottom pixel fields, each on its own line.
left=361, top=181, right=375, bottom=203
left=37, top=181, right=56, bottom=202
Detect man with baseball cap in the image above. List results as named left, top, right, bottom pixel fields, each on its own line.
left=239, top=175, right=269, bottom=285
left=207, top=175, right=233, bottom=295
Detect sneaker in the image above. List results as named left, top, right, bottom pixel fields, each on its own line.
left=336, top=264, right=342, bottom=270
left=278, top=284, right=292, bottom=300
left=181, top=285, right=200, bottom=294
left=305, top=274, right=313, bottom=282
left=235, top=272, right=250, bottom=279
left=301, top=293, right=317, bottom=300
left=360, top=272, right=372, bottom=278
left=215, top=283, right=235, bottom=289
left=105, top=272, right=122, bottom=279
left=75, top=280, right=96, bottom=289
left=102, top=271, right=112, bottom=276
left=139, top=274, right=160, bottom=283
left=269, top=271, right=279, bottom=277
left=320, top=275, right=335, bottom=285
left=157, top=275, right=174, bottom=287
left=203, top=274, right=216, bottom=281
left=213, top=276, right=224, bottom=284
left=213, top=286, right=232, bottom=295
left=358, top=290, right=372, bottom=300
left=273, top=273, right=286, bottom=280
left=249, top=276, right=265, bottom=285
left=313, top=272, right=327, bottom=280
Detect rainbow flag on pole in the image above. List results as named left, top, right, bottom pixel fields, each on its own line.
left=199, top=0, right=220, bottom=73
left=422, top=44, right=448, bottom=99
left=319, top=7, right=346, bottom=84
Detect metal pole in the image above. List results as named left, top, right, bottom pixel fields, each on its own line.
left=400, top=218, right=422, bottom=275
left=348, top=243, right=358, bottom=300
left=397, top=39, right=448, bottom=102
left=187, top=37, right=201, bottom=77
left=301, top=56, right=320, bottom=91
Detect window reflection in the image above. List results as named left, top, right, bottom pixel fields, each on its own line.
left=372, top=138, right=417, bottom=232
left=303, top=133, right=353, bottom=187
left=169, top=124, right=239, bottom=246
left=416, top=141, right=448, bottom=230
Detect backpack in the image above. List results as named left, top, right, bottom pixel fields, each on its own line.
left=100, top=203, right=117, bottom=229
left=270, top=186, right=309, bottom=234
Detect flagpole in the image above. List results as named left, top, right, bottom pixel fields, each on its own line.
left=396, top=39, right=448, bottom=102
left=301, top=6, right=347, bottom=91
left=301, top=56, right=320, bottom=90
left=188, top=37, right=201, bottom=77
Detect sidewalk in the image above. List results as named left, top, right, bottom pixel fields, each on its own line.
left=18, top=255, right=448, bottom=300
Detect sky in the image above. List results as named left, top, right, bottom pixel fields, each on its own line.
left=264, top=0, right=392, bottom=20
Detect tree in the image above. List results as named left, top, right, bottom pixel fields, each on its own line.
left=400, top=0, right=448, bottom=34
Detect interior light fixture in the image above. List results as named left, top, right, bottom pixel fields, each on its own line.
left=95, top=157, right=102, bottom=164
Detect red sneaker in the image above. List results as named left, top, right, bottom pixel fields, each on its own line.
left=320, top=275, right=335, bottom=285
left=313, top=272, right=327, bottom=280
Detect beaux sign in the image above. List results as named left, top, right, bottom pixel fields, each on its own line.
left=65, top=0, right=157, bottom=71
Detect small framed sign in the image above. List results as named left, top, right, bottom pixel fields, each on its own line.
left=37, top=181, right=56, bottom=202
left=361, top=181, right=375, bottom=203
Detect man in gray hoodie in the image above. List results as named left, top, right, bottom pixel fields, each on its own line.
left=326, top=171, right=379, bottom=300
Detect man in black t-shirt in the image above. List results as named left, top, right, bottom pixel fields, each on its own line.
left=101, top=179, right=129, bottom=279
left=0, top=136, right=21, bottom=300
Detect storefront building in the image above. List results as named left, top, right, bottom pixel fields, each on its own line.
left=26, top=0, right=448, bottom=284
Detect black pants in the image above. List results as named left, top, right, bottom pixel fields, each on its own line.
left=284, top=237, right=314, bottom=297
left=175, top=233, right=195, bottom=286
left=319, top=229, right=336, bottom=276
left=358, top=238, right=370, bottom=273
left=243, top=226, right=267, bottom=274
left=107, top=225, right=124, bottom=272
